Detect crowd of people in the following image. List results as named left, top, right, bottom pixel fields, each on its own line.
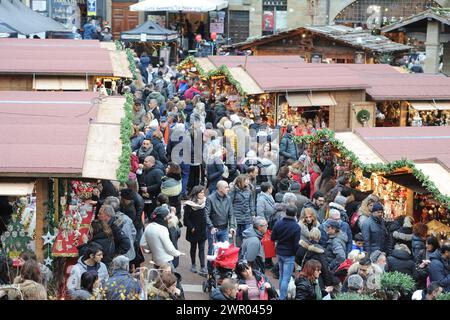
left=1, top=49, right=449, bottom=301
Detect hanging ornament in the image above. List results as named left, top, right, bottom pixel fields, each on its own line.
left=43, top=256, right=53, bottom=267
left=42, top=231, right=56, bottom=246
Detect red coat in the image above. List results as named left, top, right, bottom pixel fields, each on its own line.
left=183, top=86, right=200, bottom=100
left=309, top=169, right=320, bottom=199
left=130, top=154, right=139, bottom=173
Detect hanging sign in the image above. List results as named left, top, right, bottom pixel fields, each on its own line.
left=87, top=0, right=96, bottom=16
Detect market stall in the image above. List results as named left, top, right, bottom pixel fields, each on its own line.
left=332, top=127, right=450, bottom=225
left=0, top=38, right=128, bottom=92
left=0, top=91, right=132, bottom=297
left=120, top=20, right=179, bottom=65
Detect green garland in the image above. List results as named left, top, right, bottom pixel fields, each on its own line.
left=334, top=292, right=379, bottom=300
left=116, top=93, right=133, bottom=183
left=293, top=129, right=450, bottom=207
left=178, top=57, right=248, bottom=96
left=207, top=65, right=247, bottom=96
left=177, top=55, right=206, bottom=75
left=126, top=48, right=138, bottom=80
left=115, top=40, right=124, bottom=51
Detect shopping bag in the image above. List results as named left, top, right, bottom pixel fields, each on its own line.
left=262, top=229, right=276, bottom=258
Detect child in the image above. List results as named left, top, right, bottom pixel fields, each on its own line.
left=352, top=233, right=364, bottom=253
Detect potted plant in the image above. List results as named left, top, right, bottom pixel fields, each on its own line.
left=380, top=272, right=416, bottom=300
left=334, top=292, right=379, bottom=300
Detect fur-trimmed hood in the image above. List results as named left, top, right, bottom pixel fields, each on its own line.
left=347, top=261, right=383, bottom=276
left=299, top=239, right=324, bottom=254
left=329, top=202, right=345, bottom=212
left=167, top=214, right=179, bottom=229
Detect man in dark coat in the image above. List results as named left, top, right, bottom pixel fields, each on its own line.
left=97, top=205, right=131, bottom=263
left=279, top=125, right=298, bottom=165
left=361, top=202, right=388, bottom=255
left=429, top=243, right=450, bottom=292
left=386, top=244, right=416, bottom=277
left=137, top=156, right=164, bottom=218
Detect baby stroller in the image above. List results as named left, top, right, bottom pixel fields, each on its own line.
left=202, top=240, right=240, bottom=293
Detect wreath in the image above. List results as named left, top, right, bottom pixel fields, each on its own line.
left=357, top=109, right=371, bottom=124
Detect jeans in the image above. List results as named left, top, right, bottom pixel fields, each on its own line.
left=180, top=163, right=190, bottom=196
left=277, top=255, right=295, bottom=300
left=236, top=223, right=251, bottom=247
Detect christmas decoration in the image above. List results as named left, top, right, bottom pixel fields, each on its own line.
left=356, top=109, right=371, bottom=124
left=116, top=93, right=133, bottom=183
left=44, top=256, right=53, bottom=267
left=293, top=129, right=450, bottom=208
left=0, top=213, right=33, bottom=259
left=125, top=48, right=138, bottom=80
left=42, top=231, right=56, bottom=246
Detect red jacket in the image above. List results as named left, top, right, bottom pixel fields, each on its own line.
left=309, top=169, right=320, bottom=199
left=130, top=154, right=139, bottom=173
left=183, top=86, right=200, bottom=100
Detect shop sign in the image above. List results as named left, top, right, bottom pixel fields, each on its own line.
left=210, top=11, right=225, bottom=34
left=263, top=0, right=287, bottom=6
left=262, top=11, right=274, bottom=32
left=87, top=0, right=96, bottom=16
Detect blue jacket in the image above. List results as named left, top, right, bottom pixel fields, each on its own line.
left=207, top=157, right=224, bottom=187
left=271, top=216, right=301, bottom=257
left=279, top=133, right=298, bottom=161
left=429, top=250, right=450, bottom=292
left=104, top=270, right=142, bottom=300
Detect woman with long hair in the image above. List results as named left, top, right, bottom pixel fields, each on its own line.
left=8, top=260, right=47, bottom=300
left=314, top=163, right=336, bottom=195
left=71, top=271, right=100, bottom=300
left=298, top=208, right=321, bottom=242
left=294, top=259, right=333, bottom=300
left=183, top=186, right=208, bottom=276
left=352, top=194, right=379, bottom=234
left=230, top=174, right=256, bottom=246
left=161, top=162, right=182, bottom=222
left=235, top=260, right=278, bottom=300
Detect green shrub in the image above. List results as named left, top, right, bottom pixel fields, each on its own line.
left=334, top=292, right=379, bottom=300
left=380, top=272, right=415, bottom=293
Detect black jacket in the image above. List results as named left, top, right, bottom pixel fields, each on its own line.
left=139, top=166, right=164, bottom=199
left=295, top=240, right=334, bottom=287
left=183, top=204, right=207, bottom=243
left=109, top=217, right=131, bottom=258
left=207, top=158, right=224, bottom=187
left=89, top=231, right=116, bottom=266
left=295, top=276, right=323, bottom=300
left=386, top=249, right=416, bottom=277
left=151, top=137, right=168, bottom=165
left=411, top=235, right=426, bottom=264
left=131, top=191, right=145, bottom=229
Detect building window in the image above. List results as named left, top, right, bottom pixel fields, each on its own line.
left=262, top=0, right=287, bottom=35
left=335, top=0, right=441, bottom=28
left=228, top=10, right=249, bottom=44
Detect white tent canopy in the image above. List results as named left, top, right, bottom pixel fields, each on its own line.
left=130, top=0, right=228, bottom=12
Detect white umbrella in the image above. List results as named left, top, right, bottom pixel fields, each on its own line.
left=130, top=0, right=228, bottom=12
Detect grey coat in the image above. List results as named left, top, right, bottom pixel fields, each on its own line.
left=361, top=216, right=387, bottom=255
left=132, top=107, right=146, bottom=130
left=230, top=186, right=255, bottom=225
left=240, top=226, right=265, bottom=273
left=115, top=212, right=137, bottom=261
left=325, top=231, right=348, bottom=271
left=205, top=192, right=236, bottom=230
left=256, top=192, right=276, bottom=223
left=298, top=220, right=321, bottom=242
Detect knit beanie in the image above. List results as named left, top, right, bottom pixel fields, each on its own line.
left=371, top=202, right=384, bottom=213
left=334, top=195, right=347, bottom=206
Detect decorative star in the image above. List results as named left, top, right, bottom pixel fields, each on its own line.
left=44, top=256, right=53, bottom=267
left=42, top=231, right=56, bottom=246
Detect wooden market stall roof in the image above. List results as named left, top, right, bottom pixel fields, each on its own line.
left=0, top=38, right=114, bottom=76
left=334, top=127, right=450, bottom=199
left=100, top=42, right=133, bottom=78
left=382, top=9, right=450, bottom=33
left=206, top=56, right=370, bottom=92
left=0, top=91, right=125, bottom=180
left=353, top=127, right=450, bottom=170
left=223, top=25, right=411, bottom=53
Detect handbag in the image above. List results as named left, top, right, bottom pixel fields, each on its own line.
left=261, top=230, right=276, bottom=259
left=222, top=164, right=229, bottom=179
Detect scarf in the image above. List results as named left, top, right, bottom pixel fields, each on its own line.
left=314, top=279, right=322, bottom=300
left=184, top=197, right=206, bottom=210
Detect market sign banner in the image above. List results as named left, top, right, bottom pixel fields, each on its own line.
left=263, top=11, right=274, bottom=32
left=87, top=0, right=96, bottom=16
